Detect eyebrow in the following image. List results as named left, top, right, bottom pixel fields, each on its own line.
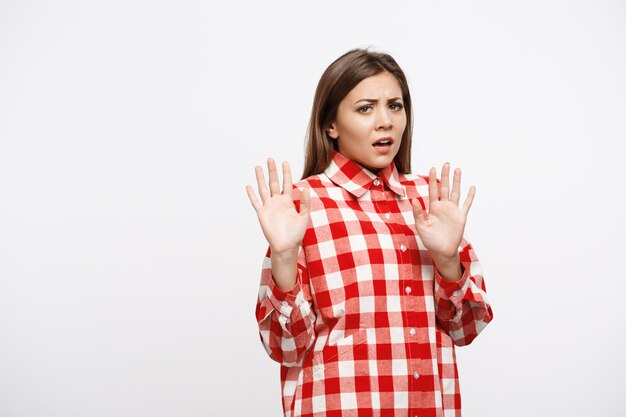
left=354, top=97, right=403, bottom=105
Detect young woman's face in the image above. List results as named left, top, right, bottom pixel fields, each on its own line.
left=327, top=71, right=407, bottom=173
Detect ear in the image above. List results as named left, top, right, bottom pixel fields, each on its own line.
left=326, top=122, right=339, bottom=139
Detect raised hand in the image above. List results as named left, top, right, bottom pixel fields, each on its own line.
left=247, top=159, right=310, bottom=291
left=246, top=158, right=311, bottom=255
left=411, top=163, right=475, bottom=281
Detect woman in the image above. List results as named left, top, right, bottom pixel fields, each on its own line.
left=246, top=49, right=493, bottom=417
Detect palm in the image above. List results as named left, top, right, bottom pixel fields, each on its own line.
left=415, top=200, right=467, bottom=258
left=412, top=163, right=475, bottom=259
left=256, top=192, right=309, bottom=253
left=246, top=159, right=311, bottom=254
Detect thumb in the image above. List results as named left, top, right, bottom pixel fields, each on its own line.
left=299, top=187, right=311, bottom=217
left=411, top=198, right=426, bottom=227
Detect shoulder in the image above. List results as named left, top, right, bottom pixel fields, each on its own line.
left=289, top=173, right=333, bottom=203
left=293, top=173, right=331, bottom=192
left=399, top=172, right=431, bottom=200
left=291, top=173, right=345, bottom=211
left=292, top=173, right=333, bottom=197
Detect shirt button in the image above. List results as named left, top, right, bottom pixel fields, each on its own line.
left=281, top=301, right=288, bottom=306
left=373, top=179, right=380, bottom=186
left=384, top=213, right=391, bottom=219
left=409, top=328, right=416, bottom=335
left=405, top=286, right=412, bottom=294
left=400, top=244, right=407, bottom=252
left=413, top=371, right=420, bottom=379
left=452, top=290, right=462, bottom=297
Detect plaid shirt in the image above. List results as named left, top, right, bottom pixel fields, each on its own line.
left=256, top=151, right=493, bottom=417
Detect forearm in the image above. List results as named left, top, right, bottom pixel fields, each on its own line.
left=256, top=248, right=317, bottom=366
left=431, top=253, right=462, bottom=282
left=433, top=239, right=493, bottom=346
left=270, top=247, right=299, bottom=292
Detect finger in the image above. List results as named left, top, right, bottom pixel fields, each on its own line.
left=428, top=167, right=438, bottom=204
left=411, top=198, right=426, bottom=228
left=461, top=186, right=476, bottom=217
left=255, top=165, right=270, bottom=203
left=440, top=162, right=450, bottom=201
left=282, top=161, right=293, bottom=198
left=267, top=158, right=281, bottom=196
left=299, top=187, right=311, bottom=217
left=246, top=185, right=262, bottom=212
left=450, top=168, right=461, bottom=205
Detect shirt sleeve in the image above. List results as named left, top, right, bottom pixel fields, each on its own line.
left=433, top=237, right=493, bottom=346
left=255, top=245, right=317, bottom=367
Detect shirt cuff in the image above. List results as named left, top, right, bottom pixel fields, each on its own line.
left=267, top=273, right=303, bottom=312
left=434, top=262, right=471, bottom=303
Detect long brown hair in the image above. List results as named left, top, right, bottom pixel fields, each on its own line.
left=302, top=48, right=413, bottom=179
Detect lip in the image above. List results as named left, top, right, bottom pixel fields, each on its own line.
left=372, top=136, right=395, bottom=155
left=372, top=136, right=395, bottom=146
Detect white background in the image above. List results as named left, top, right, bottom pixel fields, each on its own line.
left=1, top=1, right=625, bottom=416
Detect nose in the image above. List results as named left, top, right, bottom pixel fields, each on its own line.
left=376, top=108, right=392, bottom=130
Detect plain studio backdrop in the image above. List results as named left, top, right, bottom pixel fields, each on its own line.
left=1, top=1, right=625, bottom=416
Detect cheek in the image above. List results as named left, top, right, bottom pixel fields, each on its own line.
left=339, top=116, right=367, bottom=139
left=348, top=117, right=372, bottom=136
left=397, top=115, right=408, bottom=133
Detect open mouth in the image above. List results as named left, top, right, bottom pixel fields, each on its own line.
left=373, top=138, right=394, bottom=148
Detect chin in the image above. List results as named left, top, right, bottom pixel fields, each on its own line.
left=364, top=157, right=394, bottom=172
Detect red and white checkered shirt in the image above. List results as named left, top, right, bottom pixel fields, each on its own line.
left=256, top=151, right=493, bottom=417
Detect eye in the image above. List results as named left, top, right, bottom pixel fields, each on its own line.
left=358, top=105, right=373, bottom=113
left=389, top=102, right=404, bottom=111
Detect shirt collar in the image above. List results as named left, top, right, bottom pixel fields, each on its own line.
left=323, top=151, right=406, bottom=198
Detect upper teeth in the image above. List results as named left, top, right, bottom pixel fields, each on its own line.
left=378, top=140, right=390, bottom=145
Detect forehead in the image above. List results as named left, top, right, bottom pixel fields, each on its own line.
left=346, top=72, right=403, bottom=100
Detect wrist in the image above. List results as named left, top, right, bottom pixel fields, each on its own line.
left=270, top=245, right=299, bottom=262
left=270, top=246, right=299, bottom=292
left=431, top=253, right=462, bottom=282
